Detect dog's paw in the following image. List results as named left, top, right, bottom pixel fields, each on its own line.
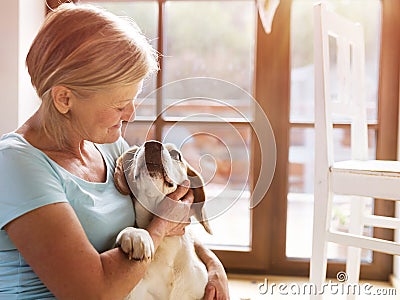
left=116, top=227, right=155, bottom=261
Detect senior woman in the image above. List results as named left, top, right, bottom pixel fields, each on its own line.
left=0, top=3, right=229, bottom=300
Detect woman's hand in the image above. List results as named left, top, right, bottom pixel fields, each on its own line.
left=194, top=241, right=230, bottom=300
left=149, top=180, right=194, bottom=238
left=204, top=264, right=230, bottom=300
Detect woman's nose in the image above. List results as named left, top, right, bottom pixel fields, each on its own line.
left=122, top=101, right=135, bottom=122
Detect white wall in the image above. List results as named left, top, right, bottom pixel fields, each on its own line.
left=0, top=0, right=44, bottom=136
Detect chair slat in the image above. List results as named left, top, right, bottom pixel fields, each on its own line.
left=328, top=231, right=400, bottom=256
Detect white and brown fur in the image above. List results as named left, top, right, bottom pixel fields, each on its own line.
left=114, top=140, right=211, bottom=300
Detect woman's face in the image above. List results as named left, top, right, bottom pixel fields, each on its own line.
left=70, top=81, right=143, bottom=144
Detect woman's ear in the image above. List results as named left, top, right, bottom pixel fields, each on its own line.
left=51, top=86, right=73, bottom=114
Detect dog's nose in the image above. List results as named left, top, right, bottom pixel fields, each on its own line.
left=144, top=140, right=163, bottom=153
left=144, top=141, right=164, bottom=173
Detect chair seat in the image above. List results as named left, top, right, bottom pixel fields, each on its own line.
left=331, top=160, right=400, bottom=200
left=332, top=159, right=400, bottom=177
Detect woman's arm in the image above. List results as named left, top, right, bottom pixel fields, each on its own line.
left=5, top=184, right=193, bottom=300
left=194, top=241, right=230, bottom=300
left=6, top=203, right=152, bottom=300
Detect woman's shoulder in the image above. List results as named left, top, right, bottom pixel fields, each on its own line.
left=0, top=132, right=35, bottom=153
left=0, top=132, right=54, bottom=172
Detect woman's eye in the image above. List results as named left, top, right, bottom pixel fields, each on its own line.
left=116, top=104, right=128, bottom=112
left=116, top=100, right=135, bottom=112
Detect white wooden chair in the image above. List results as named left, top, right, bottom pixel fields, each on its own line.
left=310, top=3, right=400, bottom=299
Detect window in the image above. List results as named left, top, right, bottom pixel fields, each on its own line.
left=77, top=0, right=400, bottom=278
left=83, top=0, right=275, bottom=272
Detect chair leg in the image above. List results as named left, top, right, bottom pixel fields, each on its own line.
left=310, top=189, right=332, bottom=299
left=310, top=241, right=328, bottom=300
left=345, top=196, right=364, bottom=300
left=345, top=246, right=361, bottom=300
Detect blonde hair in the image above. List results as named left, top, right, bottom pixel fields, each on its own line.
left=26, top=3, right=159, bottom=148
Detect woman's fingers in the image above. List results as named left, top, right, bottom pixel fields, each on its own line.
left=152, top=179, right=197, bottom=237
left=155, top=180, right=194, bottom=222
left=167, top=180, right=190, bottom=201
left=180, top=188, right=194, bottom=206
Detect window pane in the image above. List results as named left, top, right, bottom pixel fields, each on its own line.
left=162, top=123, right=252, bottom=248
left=86, top=1, right=158, bottom=118
left=161, top=78, right=255, bottom=121
left=290, top=0, right=381, bottom=123
left=286, top=127, right=376, bottom=260
left=163, top=1, right=255, bottom=120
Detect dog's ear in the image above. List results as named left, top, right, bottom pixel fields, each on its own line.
left=186, top=163, right=212, bottom=234
left=114, top=146, right=139, bottom=195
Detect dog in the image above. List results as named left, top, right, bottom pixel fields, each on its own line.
left=113, top=140, right=212, bottom=300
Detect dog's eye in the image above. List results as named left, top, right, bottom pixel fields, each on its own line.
left=169, top=150, right=182, bottom=161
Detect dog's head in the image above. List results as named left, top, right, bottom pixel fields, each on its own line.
left=114, top=140, right=211, bottom=234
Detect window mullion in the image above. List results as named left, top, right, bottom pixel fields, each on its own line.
left=155, top=0, right=165, bottom=140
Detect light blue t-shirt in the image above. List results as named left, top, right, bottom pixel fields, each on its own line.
left=0, top=133, right=135, bottom=299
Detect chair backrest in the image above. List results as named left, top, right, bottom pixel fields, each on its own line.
left=314, top=2, right=368, bottom=166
